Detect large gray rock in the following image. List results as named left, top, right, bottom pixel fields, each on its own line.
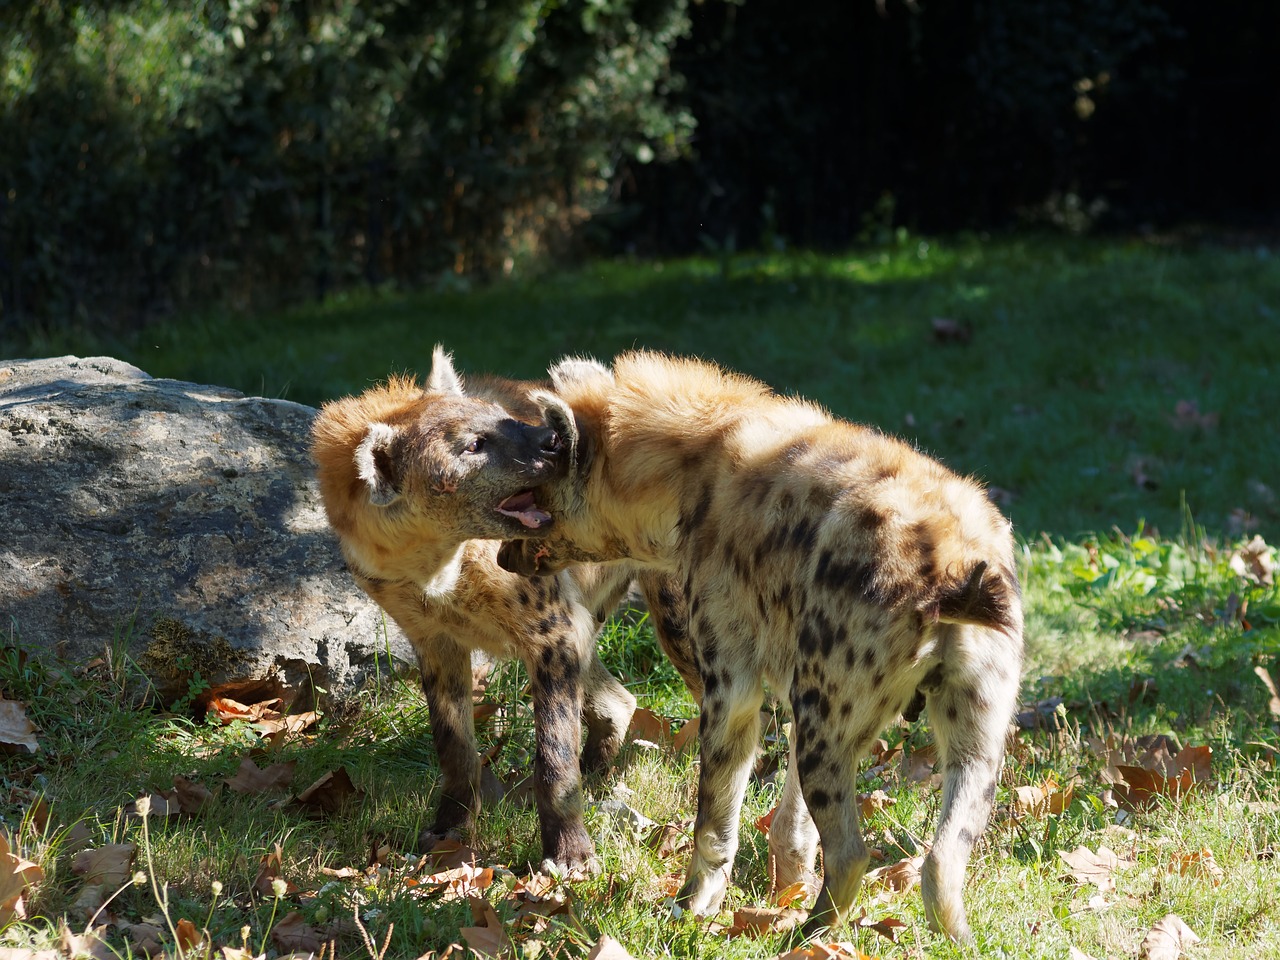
left=0, top=356, right=411, bottom=707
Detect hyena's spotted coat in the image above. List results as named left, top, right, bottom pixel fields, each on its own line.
left=311, top=348, right=697, bottom=873
left=499, top=351, right=1023, bottom=941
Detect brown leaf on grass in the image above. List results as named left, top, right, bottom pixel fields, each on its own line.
left=0, top=833, right=44, bottom=925
left=0, top=947, right=60, bottom=960
left=899, top=744, right=937, bottom=785
left=319, top=865, right=363, bottom=880
left=409, top=862, right=495, bottom=901
left=719, top=905, right=806, bottom=938
left=1113, top=745, right=1211, bottom=808
left=68, top=882, right=105, bottom=923
left=1228, top=535, right=1269, bottom=586
left=126, top=791, right=180, bottom=821
left=460, top=896, right=511, bottom=959
left=1170, top=399, right=1219, bottom=432
left=253, top=843, right=298, bottom=897
left=1254, top=666, right=1280, bottom=720
left=71, top=843, right=135, bottom=888
left=255, top=711, right=320, bottom=737
left=646, top=819, right=694, bottom=859
left=1169, top=848, right=1224, bottom=886
left=1139, top=913, right=1200, bottom=960
left=1012, top=779, right=1074, bottom=819
left=511, top=875, right=573, bottom=933
left=1068, top=948, right=1100, bottom=960
left=863, top=855, right=923, bottom=894
left=627, top=707, right=674, bottom=747
left=293, top=767, right=361, bottom=816
left=122, top=922, right=165, bottom=957
left=175, top=918, right=203, bottom=953
left=858, top=790, right=896, bottom=819
left=755, top=806, right=777, bottom=837
left=851, top=909, right=906, bottom=943
left=60, top=923, right=114, bottom=960
left=270, top=911, right=324, bottom=954
left=0, top=700, right=38, bottom=754
left=1058, top=846, right=1134, bottom=893
left=773, top=880, right=814, bottom=908
left=587, top=935, right=640, bottom=960
left=1015, top=697, right=1067, bottom=732
left=772, top=942, right=876, bottom=960
left=225, top=757, right=297, bottom=794
left=422, top=838, right=480, bottom=871
left=171, top=775, right=214, bottom=814
left=672, top=716, right=700, bottom=754
left=208, top=697, right=284, bottom=724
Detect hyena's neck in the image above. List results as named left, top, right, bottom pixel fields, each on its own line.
left=343, top=529, right=465, bottom=589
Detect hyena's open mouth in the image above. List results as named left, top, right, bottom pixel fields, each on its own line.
left=495, top=489, right=553, bottom=529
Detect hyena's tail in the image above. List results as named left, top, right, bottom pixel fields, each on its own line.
left=925, top=560, right=1021, bottom=631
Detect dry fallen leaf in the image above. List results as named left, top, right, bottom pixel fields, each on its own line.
left=587, top=935, right=639, bottom=960
left=0, top=833, right=44, bottom=925
left=410, top=862, right=495, bottom=901
left=627, top=707, right=675, bottom=747
left=772, top=941, right=876, bottom=960
left=293, top=767, right=361, bottom=815
left=719, top=905, right=806, bottom=938
left=460, top=895, right=510, bottom=959
left=0, top=700, right=38, bottom=754
left=71, top=843, right=136, bottom=888
left=755, top=806, right=777, bottom=838
left=1140, top=913, right=1200, bottom=960
left=270, top=911, right=323, bottom=954
left=858, top=790, right=896, bottom=819
left=60, top=923, right=114, bottom=960
left=253, top=843, right=298, bottom=897
left=851, top=909, right=906, bottom=943
left=122, top=922, right=165, bottom=957
left=899, top=743, right=937, bottom=785
left=863, top=855, right=923, bottom=894
left=171, top=775, right=214, bottom=814
left=672, top=716, right=700, bottom=754
left=1169, top=848, right=1224, bottom=886
left=175, top=918, right=203, bottom=953
left=225, top=757, right=297, bottom=794
left=646, top=819, right=693, bottom=859
left=1012, top=778, right=1074, bottom=819
left=773, top=880, right=813, bottom=908
left=1058, top=845, right=1134, bottom=893
left=1229, top=535, right=1274, bottom=585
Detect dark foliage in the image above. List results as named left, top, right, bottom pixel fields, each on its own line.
left=617, top=0, right=1280, bottom=253
left=0, top=0, right=691, bottom=331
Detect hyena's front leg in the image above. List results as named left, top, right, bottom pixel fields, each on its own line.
left=527, top=631, right=597, bottom=873
left=417, top=638, right=483, bottom=845
left=676, top=668, right=764, bottom=917
left=581, top=648, right=636, bottom=776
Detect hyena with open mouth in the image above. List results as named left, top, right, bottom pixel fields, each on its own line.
left=499, top=351, right=1022, bottom=941
left=312, top=347, right=698, bottom=873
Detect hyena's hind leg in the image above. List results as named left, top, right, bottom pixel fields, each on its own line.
left=920, top=624, right=1022, bottom=943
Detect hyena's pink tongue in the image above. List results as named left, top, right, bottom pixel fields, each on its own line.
left=496, top=490, right=552, bottom=529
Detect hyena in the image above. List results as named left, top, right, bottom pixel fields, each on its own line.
left=498, top=351, right=1023, bottom=941
left=311, top=347, right=698, bottom=873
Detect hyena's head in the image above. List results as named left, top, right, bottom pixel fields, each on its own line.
left=313, top=346, right=567, bottom=548
left=497, top=355, right=615, bottom=577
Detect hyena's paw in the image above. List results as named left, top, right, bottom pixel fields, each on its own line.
left=673, top=864, right=731, bottom=918
left=541, top=823, right=600, bottom=877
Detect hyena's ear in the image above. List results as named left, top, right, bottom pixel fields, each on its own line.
left=354, top=423, right=401, bottom=506
left=531, top=390, right=582, bottom=474
left=549, top=355, right=612, bottom=392
left=426, top=344, right=466, bottom=397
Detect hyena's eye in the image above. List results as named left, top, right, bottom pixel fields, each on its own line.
left=464, top=437, right=486, bottom=454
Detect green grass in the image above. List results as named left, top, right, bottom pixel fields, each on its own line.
left=3, top=534, right=1279, bottom=958
left=11, top=234, right=1280, bottom=537
left=4, top=235, right=1280, bottom=957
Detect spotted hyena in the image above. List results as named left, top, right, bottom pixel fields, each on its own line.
left=498, top=351, right=1023, bottom=941
left=311, top=347, right=697, bottom=873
